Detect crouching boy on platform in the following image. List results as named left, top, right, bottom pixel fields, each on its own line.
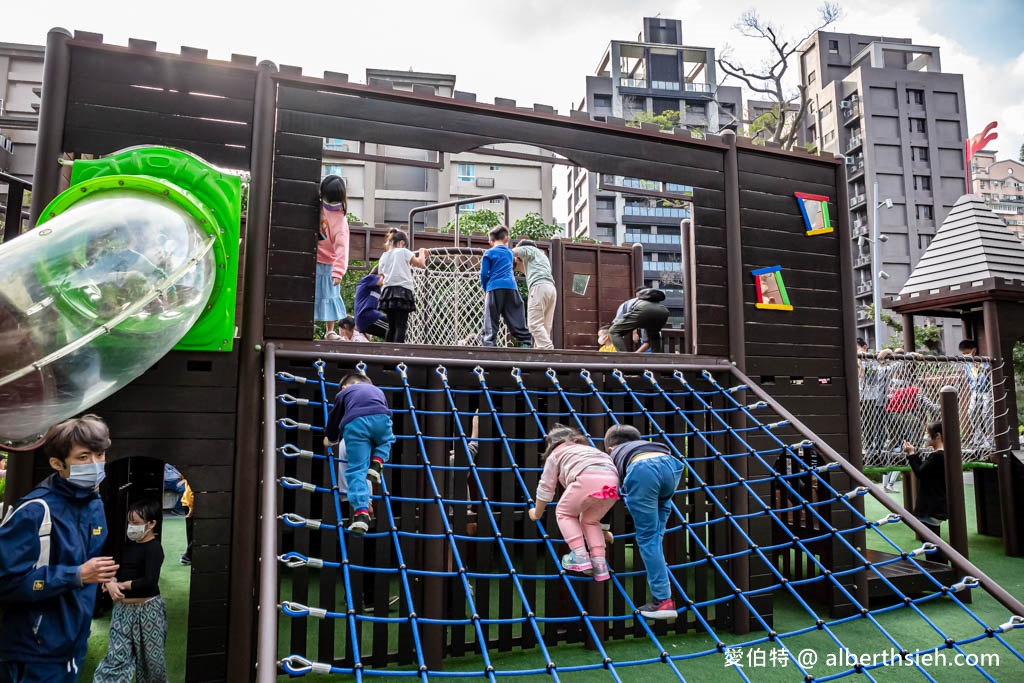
left=604, top=424, right=684, bottom=620
left=324, top=373, right=396, bottom=535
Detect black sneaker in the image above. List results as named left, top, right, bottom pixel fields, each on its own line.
left=367, top=460, right=384, bottom=485
left=348, top=512, right=371, bottom=535
left=179, top=555, right=191, bottom=566
left=638, top=598, right=677, bottom=620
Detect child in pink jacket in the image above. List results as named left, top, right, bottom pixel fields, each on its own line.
left=528, top=425, right=619, bottom=581
left=316, top=175, right=350, bottom=340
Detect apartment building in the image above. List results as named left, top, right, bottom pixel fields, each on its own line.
left=0, top=42, right=44, bottom=206
left=970, top=149, right=1024, bottom=235
left=797, top=32, right=968, bottom=350
left=563, top=17, right=742, bottom=325
left=323, top=69, right=555, bottom=230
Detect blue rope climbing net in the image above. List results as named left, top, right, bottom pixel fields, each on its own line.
left=268, top=353, right=1024, bottom=681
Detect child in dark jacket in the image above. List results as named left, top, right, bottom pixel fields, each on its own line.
left=324, top=373, right=396, bottom=535
left=354, top=267, right=388, bottom=339
left=604, top=424, right=684, bottom=621
left=479, top=225, right=532, bottom=348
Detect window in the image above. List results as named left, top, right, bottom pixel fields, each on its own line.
left=809, top=100, right=816, bottom=114
left=490, top=198, right=503, bottom=204
left=457, top=163, right=475, bottom=182
left=909, top=118, right=927, bottom=133
left=597, top=197, right=615, bottom=211
left=823, top=130, right=835, bottom=144
left=489, top=165, right=501, bottom=171
left=322, top=164, right=344, bottom=178
left=808, top=70, right=817, bottom=84
left=913, top=175, right=932, bottom=191
left=915, top=204, right=934, bottom=220
left=593, top=94, right=613, bottom=111
left=912, top=146, right=929, bottom=162
left=907, top=89, right=925, bottom=105
left=821, top=101, right=833, bottom=116
left=457, top=196, right=476, bottom=214
left=918, top=234, right=933, bottom=249
left=828, top=39, right=839, bottom=54
left=324, top=137, right=347, bottom=151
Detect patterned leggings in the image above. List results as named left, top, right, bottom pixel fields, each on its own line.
left=93, top=597, right=167, bottom=683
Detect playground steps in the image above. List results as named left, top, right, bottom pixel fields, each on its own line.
left=863, top=549, right=956, bottom=600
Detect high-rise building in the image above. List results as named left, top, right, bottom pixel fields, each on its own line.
left=563, top=17, right=742, bottom=325
left=970, top=149, right=1024, bottom=235
left=0, top=42, right=44, bottom=209
left=324, top=69, right=555, bottom=230
left=797, top=32, right=968, bottom=350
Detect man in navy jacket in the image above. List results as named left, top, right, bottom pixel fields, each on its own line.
left=0, top=414, right=117, bottom=682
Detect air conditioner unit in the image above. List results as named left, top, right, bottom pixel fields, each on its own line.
left=475, top=177, right=495, bottom=188
left=850, top=94, right=860, bottom=102
left=845, top=156, right=857, bottom=166
left=839, top=101, right=851, bottom=110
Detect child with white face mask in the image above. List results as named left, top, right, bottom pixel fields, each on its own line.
left=94, top=497, right=167, bottom=682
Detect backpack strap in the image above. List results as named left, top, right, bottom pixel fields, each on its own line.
left=0, top=499, right=52, bottom=568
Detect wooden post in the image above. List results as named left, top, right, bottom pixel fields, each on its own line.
left=902, top=314, right=915, bottom=352
left=939, top=386, right=970, bottom=598
left=983, top=301, right=1020, bottom=556
left=550, top=236, right=564, bottom=349
left=422, top=372, right=448, bottom=669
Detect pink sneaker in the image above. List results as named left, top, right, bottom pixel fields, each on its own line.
left=591, top=557, right=610, bottom=582
left=561, top=550, right=593, bottom=574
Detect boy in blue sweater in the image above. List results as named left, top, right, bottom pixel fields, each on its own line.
left=324, top=373, right=396, bottom=535
left=0, top=414, right=117, bottom=682
left=479, top=225, right=532, bottom=348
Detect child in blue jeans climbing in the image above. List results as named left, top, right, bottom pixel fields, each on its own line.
left=604, top=423, right=684, bottom=621
left=324, top=373, right=395, bottom=535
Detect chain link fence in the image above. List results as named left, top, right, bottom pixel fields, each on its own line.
left=858, top=352, right=1006, bottom=468
left=406, top=247, right=510, bottom=347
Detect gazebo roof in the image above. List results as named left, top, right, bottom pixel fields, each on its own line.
left=889, top=195, right=1024, bottom=314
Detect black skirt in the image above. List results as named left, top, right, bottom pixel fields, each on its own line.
left=379, top=285, right=416, bottom=313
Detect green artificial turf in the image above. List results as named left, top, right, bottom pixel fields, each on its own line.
left=79, top=515, right=191, bottom=681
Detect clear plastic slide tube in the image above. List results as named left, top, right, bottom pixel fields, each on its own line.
left=0, top=191, right=215, bottom=445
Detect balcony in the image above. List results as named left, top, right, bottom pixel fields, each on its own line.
left=624, top=205, right=691, bottom=219
left=846, top=135, right=864, bottom=154
left=841, top=102, right=862, bottom=124
left=625, top=232, right=682, bottom=246
left=846, top=157, right=865, bottom=179
left=854, top=253, right=872, bottom=268
left=619, top=77, right=647, bottom=89
left=852, top=222, right=868, bottom=238
left=856, top=309, right=872, bottom=322
left=850, top=193, right=866, bottom=208
left=856, top=282, right=873, bottom=295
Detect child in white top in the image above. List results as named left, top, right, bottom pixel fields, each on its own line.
left=528, top=425, right=619, bottom=581
left=377, top=230, right=428, bottom=343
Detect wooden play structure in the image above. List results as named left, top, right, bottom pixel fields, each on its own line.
left=3, top=28, right=1023, bottom=682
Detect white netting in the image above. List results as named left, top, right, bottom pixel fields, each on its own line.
left=858, top=354, right=1000, bottom=468
left=406, top=247, right=509, bottom=347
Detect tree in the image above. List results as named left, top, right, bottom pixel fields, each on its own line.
left=628, top=110, right=705, bottom=138
left=441, top=209, right=561, bottom=241
left=718, top=2, right=842, bottom=150
left=860, top=304, right=941, bottom=352
left=1019, top=142, right=1024, bottom=164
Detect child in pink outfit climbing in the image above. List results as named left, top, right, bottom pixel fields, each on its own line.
left=315, top=175, right=350, bottom=340
left=528, top=425, right=620, bottom=581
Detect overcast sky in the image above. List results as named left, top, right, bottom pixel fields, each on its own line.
left=4, top=0, right=1022, bottom=163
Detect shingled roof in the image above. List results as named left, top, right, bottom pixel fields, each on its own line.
left=897, top=194, right=1024, bottom=298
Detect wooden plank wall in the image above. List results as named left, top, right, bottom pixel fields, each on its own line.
left=268, top=80, right=712, bottom=346
left=61, top=42, right=257, bottom=683
left=735, top=146, right=859, bottom=616
left=558, top=242, right=634, bottom=349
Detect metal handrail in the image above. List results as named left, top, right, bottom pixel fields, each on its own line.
left=407, top=193, right=510, bottom=249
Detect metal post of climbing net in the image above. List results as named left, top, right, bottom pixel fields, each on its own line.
left=257, top=343, right=279, bottom=683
